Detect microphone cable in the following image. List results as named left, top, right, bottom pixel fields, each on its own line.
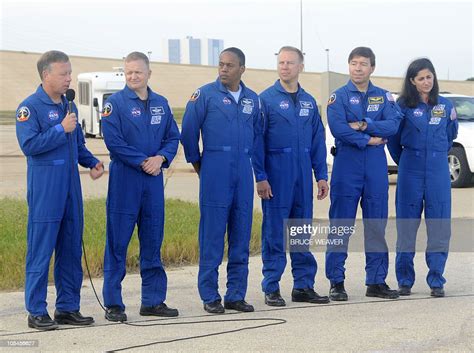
left=61, top=96, right=288, bottom=351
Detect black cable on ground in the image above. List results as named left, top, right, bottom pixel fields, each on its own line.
left=109, top=317, right=287, bottom=352
left=2, top=293, right=472, bottom=338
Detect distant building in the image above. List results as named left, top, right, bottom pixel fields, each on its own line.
left=164, top=37, right=224, bottom=66
left=168, top=39, right=180, bottom=64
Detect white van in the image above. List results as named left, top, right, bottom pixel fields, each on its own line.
left=77, top=71, right=125, bottom=137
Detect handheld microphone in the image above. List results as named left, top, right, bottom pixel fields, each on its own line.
left=66, top=89, right=76, bottom=113
left=65, top=89, right=76, bottom=136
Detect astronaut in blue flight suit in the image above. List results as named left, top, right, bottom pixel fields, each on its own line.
left=181, top=48, right=259, bottom=314
left=16, top=51, right=104, bottom=330
left=101, top=52, right=180, bottom=322
left=387, top=58, right=458, bottom=298
left=253, top=46, right=330, bottom=307
left=326, top=47, right=402, bottom=301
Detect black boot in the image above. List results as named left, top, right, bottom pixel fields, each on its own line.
left=329, top=282, right=348, bottom=301
left=398, top=286, right=411, bottom=296
left=140, top=303, right=179, bottom=317
left=28, top=314, right=58, bottom=331
left=366, top=283, right=399, bottom=299
left=54, top=310, right=94, bottom=325
left=105, top=306, right=127, bottom=322
left=430, top=287, right=445, bottom=297
left=292, top=288, right=329, bottom=304
left=265, top=291, right=286, bottom=307
left=203, top=300, right=225, bottom=314
left=224, top=300, right=254, bottom=312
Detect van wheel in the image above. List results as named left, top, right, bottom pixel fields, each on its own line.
left=448, top=146, right=471, bottom=188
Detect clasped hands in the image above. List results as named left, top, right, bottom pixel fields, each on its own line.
left=256, top=179, right=329, bottom=200
left=141, top=155, right=165, bottom=176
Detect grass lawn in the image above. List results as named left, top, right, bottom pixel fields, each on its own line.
left=0, top=198, right=262, bottom=291
left=0, top=111, right=15, bottom=125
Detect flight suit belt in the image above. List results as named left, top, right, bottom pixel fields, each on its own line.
left=266, top=147, right=310, bottom=154
left=338, top=143, right=384, bottom=149
left=402, top=147, right=448, bottom=155
left=203, top=146, right=250, bottom=154
left=28, top=159, right=77, bottom=166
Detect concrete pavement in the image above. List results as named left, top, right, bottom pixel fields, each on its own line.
left=0, top=253, right=472, bottom=352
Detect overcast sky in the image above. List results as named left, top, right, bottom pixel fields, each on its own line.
left=1, top=0, right=473, bottom=80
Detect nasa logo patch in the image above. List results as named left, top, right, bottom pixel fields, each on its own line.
left=48, top=110, right=59, bottom=121
left=413, top=109, right=424, bottom=117
left=279, top=100, right=290, bottom=110
left=349, top=96, right=360, bottom=105
left=131, top=107, right=141, bottom=117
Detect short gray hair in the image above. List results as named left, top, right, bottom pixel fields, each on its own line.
left=124, top=51, right=150, bottom=69
left=37, top=50, right=70, bottom=80
left=278, top=46, right=304, bottom=63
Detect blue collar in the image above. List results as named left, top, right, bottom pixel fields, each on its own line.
left=346, top=80, right=375, bottom=93
left=274, top=79, right=302, bottom=95
left=124, top=85, right=154, bottom=100
left=36, top=85, right=68, bottom=106
left=215, top=78, right=249, bottom=97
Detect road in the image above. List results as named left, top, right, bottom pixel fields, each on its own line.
left=1, top=125, right=473, bottom=219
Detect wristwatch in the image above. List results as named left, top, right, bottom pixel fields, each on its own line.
left=357, top=121, right=364, bottom=129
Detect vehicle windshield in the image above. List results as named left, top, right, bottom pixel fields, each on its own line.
left=103, top=93, right=113, bottom=106
left=446, top=96, right=474, bottom=122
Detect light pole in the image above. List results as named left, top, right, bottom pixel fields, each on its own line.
left=300, top=0, right=303, bottom=53
left=325, top=48, right=330, bottom=72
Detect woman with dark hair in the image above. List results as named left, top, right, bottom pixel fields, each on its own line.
left=388, top=58, right=458, bottom=297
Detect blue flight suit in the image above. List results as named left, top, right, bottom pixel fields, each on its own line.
left=326, top=80, right=402, bottom=285
left=181, top=79, right=260, bottom=304
left=252, top=80, right=327, bottom=294
left=101, top=85, right=180, bottom=310
left=16, top=85, right=99, bottom=316
left=387, top=96, right=458, bottom=289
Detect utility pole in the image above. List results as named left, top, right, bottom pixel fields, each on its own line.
left=300, top=0, right=303, bottom=53
left=325, top=48, right=330, bottom=72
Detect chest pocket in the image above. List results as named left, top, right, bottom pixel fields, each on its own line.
left=299, top=108, right=314, bottom=125
left=298, top=101, right=313, bottom=124
left=242, top=111, right=254, bottom=152
left=241, top=98, right=254, bottom=116
left=429, top=106, right=449, bottom=149
left=366, top=103, right=384, bottom=120
left=149, top=106, right=166, bottom=137
left=273, top=105, right=295, bottom=126
left=341, top=93, right=361, bottom=122
left=366, top=96, right=386, bottom=121
left=208, top=97, right=235, bottom=121
left=429, top=105, right=446, bottom=125
left=39, top=107, right=65, bottom=130
left=344, top=103, right=361, bottom=122
left=121, top=107, right=144, bottom=136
